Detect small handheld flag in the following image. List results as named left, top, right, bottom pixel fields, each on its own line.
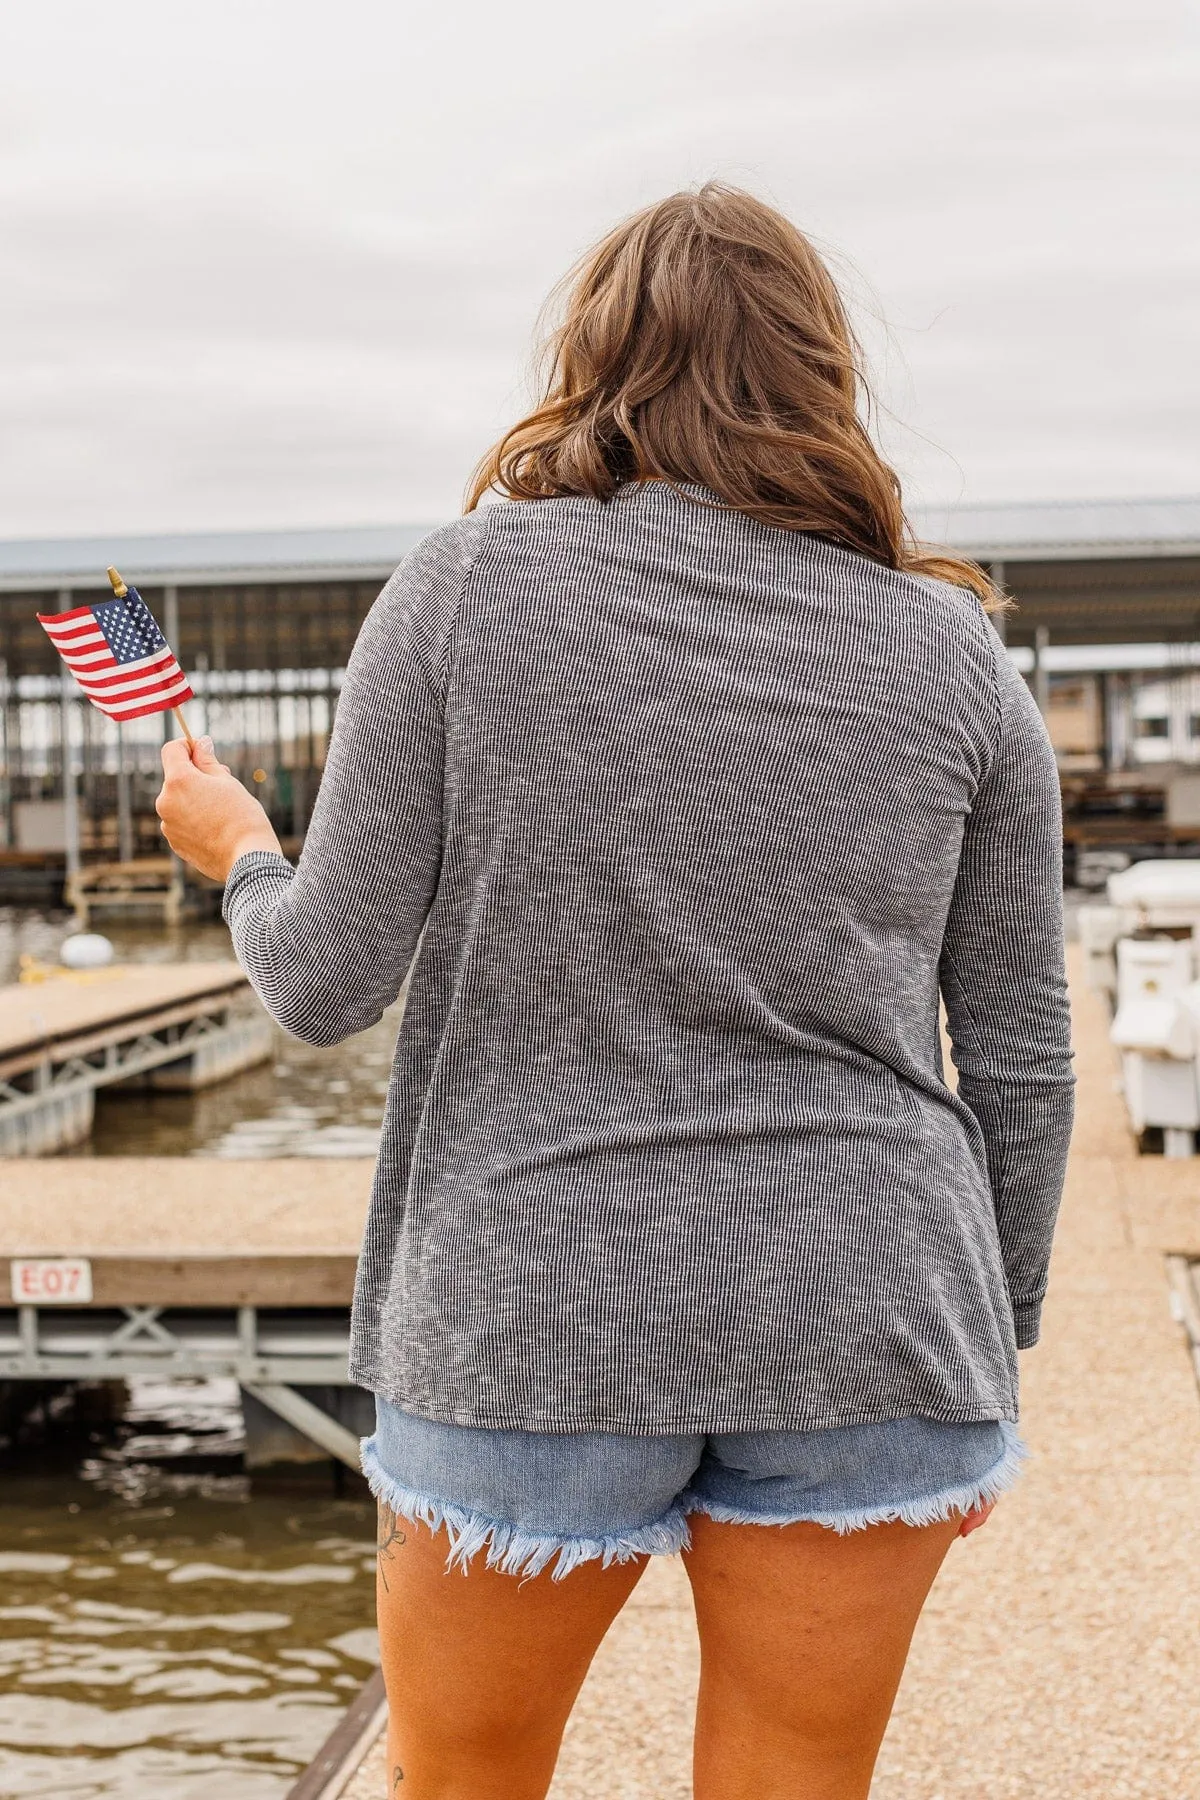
left=38, top=568, right=196, bottom=745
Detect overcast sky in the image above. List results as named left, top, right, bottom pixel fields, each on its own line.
left=2, top=0, right=1197, bottom=539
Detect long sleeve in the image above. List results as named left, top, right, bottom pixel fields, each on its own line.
left=938, top=617, right=1076, bottom=1349
left=221, top=517, right=485, bottom=1046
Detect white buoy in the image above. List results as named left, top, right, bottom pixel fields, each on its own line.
left=59, top=933, right=115, bottom=970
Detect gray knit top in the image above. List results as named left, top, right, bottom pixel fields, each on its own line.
left=223, top=481, right=1075, bottom=1434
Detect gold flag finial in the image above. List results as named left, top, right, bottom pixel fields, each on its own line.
left=106, top=565, right=128, bottom=598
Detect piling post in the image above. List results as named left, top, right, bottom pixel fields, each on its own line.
left=0, top=655, right=11, bottom=849
left=116, top=724, right=134, bottom=863
left=1033, top=624, right=1051, bottom=718
left=162, top=585, right=183, bottom=742
left=58, top=587, right=81, bottom=883
left=991, top=559, right=1007, bottom=644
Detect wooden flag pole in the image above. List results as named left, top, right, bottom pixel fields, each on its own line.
left=105, top=565, right=195, bottom=748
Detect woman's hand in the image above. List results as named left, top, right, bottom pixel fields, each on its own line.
left=156, top=736, right=282, bottom=882
left=957, top=1499, right=996, bottom=1538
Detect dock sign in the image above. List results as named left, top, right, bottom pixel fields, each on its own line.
left=11, top=1258, right=93, bottom=1304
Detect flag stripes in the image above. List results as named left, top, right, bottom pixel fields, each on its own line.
left=38, top=586, right=195, bottom=724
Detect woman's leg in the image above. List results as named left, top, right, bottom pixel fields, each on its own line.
left=375, top=1500, right=647, bottom=1799
left=682, top=1511, right=960, bottom=1800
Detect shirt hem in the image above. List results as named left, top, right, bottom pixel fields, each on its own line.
left=352, top=1362, right=1019, bottom=1435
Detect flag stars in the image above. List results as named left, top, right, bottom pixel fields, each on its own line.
left=94, top=596, right=166, bottom=664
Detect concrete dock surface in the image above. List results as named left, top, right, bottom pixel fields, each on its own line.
left=344, top=942, right=1200, bottom=1798
left=0, top=1157, right=372, bottom=1257
left=0, top=961, right=249, bottom=1067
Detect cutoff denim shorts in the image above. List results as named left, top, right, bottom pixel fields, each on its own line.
left=360, top=1396, right=1025, bottom=1581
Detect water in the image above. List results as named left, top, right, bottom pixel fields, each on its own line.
left=1, top=908, right=387, bottom=1793
left=0, top=1380, right=378, bottom=1800
left=0, top=907, right=399, bottom=1158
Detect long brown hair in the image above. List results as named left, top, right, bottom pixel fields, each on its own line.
left=467, top=182, right=1008, bottom=617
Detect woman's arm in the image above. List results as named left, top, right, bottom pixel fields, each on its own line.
left=938, top=617, right=1077, bottom=1349
left=158, top=519, right=483, bottom=1046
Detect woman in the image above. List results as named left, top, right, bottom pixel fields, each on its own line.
left=158, top=182, right=1075, bottom=1799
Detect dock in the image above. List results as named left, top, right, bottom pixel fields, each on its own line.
left=1, top=1157, right=374, bottom=1463
left=0, top=961, right=274, bottom=1153
left=335, top=943, right=1200, bottom=1799
left=64, top=855, right=185, bottom=928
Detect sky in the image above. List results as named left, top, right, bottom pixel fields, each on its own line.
left=1, top=0, right=1198, bottom=539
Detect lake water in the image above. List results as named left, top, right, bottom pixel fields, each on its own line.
left=1, top=906, right=388, bottom=1796
left=0, top=1378, right=378, bottom=1800
left=0, top=906, right=400, bottom=1158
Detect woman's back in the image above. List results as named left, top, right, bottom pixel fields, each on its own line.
left=168, top=183, right=1079, bottom=1794
left=224, top=479, right=1074, bottom=1435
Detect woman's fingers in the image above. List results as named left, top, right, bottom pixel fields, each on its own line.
left=189, top=735, right=230, bottom=775
left=154, top=736, right=281, bottom=881
left=159, top=736, right=228, bottom=778
left=160, top=737, right=193, bottom=779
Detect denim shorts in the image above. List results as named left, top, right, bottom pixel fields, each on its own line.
left=360, top=1397, right=1025, bottom=1581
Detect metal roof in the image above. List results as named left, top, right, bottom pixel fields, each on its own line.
left=1, top=496, right=1199, bottom=594
left=914, top=496, right=1200, bottom=562
left=0, top=523, right=436, bottom=594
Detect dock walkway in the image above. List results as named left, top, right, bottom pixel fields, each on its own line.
left=0, top=961, right=273, bottom=1153
left=0, top=1156, right=372, bottom=1259
left=1, top=1159, right=373, bottom=1419
left=0, top=962, right=249, bottom=1065
left=342, top=944, right=1200, bottom=1798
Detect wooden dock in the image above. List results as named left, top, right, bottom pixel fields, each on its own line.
left=64, top=856, right=185, bottom=927
left=1, top=1156, right=375, bottom=1460
left=1, top=962, right=249, bottom=1065
left=0, top=961, right=274, bottom=1153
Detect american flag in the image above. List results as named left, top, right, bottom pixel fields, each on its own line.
left=37, top=584, right=194, bottom=723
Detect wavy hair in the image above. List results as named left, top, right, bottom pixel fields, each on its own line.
left=467, top=182, right=1007, bottom=616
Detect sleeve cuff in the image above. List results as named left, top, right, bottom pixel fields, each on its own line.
left=1012, top=1297, right=1044, bottom=1349
left=221, top=848, right=296, bottom=923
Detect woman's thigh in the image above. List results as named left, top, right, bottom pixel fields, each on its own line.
left=376, top=1500, right=647, bottom=1798
left=678, top=1416, right=1018, bottom=1798
left=683, top=1510, right=959, bottom=1800
left=365, top=1399, right=704, bottom=1795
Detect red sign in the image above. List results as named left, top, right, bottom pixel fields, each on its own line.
left=10, top=1259, right=93, bottom=1304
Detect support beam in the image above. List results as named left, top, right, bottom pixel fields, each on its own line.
left=1033, top=624, right=1051, bottom=718
left=59, top=587, right=82, bottom=881
left=242, top=1381, right=363, bottom=1469
left=991, top=560, right=1006, bottom=644
left=116, top=724, right=134, bottom=863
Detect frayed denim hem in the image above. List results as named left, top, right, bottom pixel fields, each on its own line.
left=359, top=1435, right=690, bottom=1581
left=680, top=1422, right=1029, bottom=1536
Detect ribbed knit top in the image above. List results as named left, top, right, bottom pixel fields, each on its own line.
left=223, top=482, right=1075, bottom=1433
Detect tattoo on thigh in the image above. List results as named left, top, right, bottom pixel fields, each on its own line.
left=377, top=1503, right=407, bottom=1593
left=392, top=1763, right=404, bottom=1787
